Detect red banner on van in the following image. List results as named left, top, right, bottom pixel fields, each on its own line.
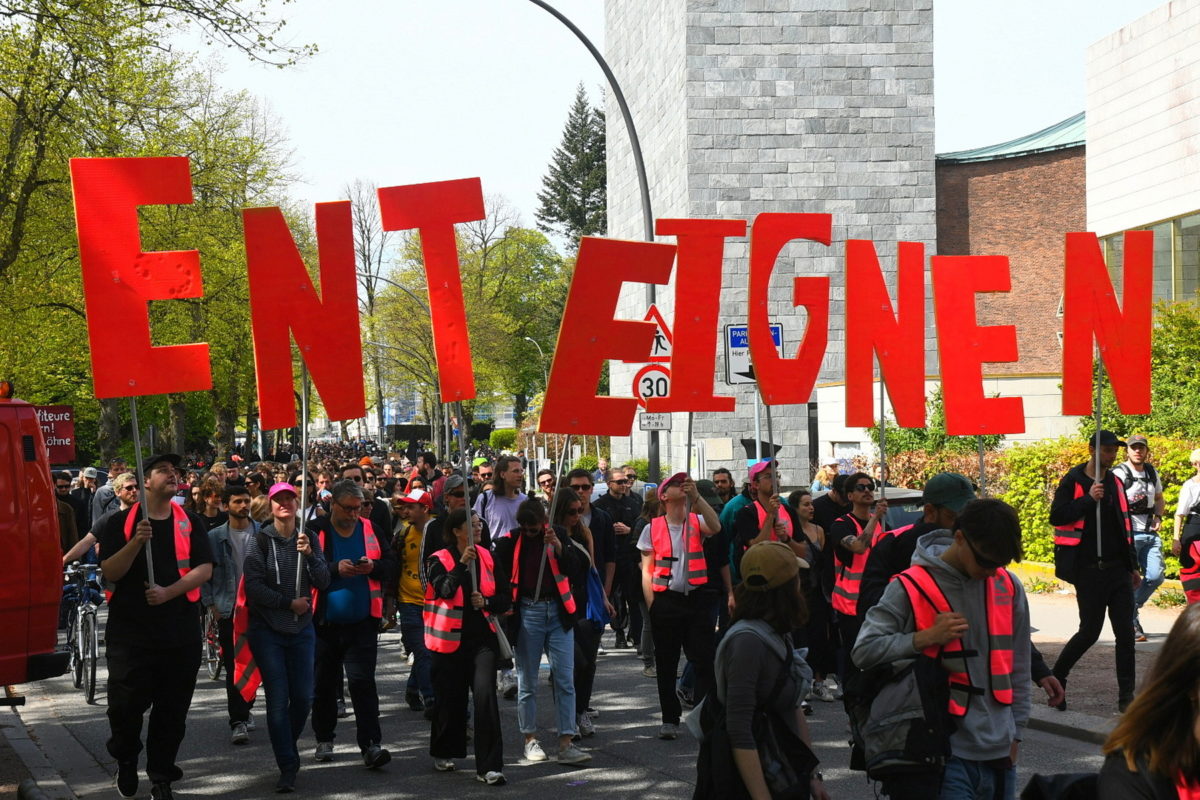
left=34, top=405, right=75, bottom=464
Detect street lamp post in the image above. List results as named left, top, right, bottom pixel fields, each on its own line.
left=524, top=336, right=550, bottom=481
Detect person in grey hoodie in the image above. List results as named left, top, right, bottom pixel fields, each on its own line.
left=853, top=498, right=1031, bottom=800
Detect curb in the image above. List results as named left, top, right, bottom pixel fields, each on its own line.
left=1026, top=703, right=1114, bottom=746
left=18, top=778, right=51, bottom=800
left=1010, top=561, right=1183, bottom=597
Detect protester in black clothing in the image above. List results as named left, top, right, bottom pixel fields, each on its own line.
left=810, top=473, right=851, bottom=534
left=593, top=467, right=643, bottom=649
left=732, top=460, right=809, bottom=576
left=426, top=508, right=510, bottom=784
left=1050, top=430, right=1142, bottom=713
left=98, top=453, right=213, bottom=800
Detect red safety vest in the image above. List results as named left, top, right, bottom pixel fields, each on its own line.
left=109, top=503, right=200, bottom=603
left=510, top=531, right=576, bottom=612
left=1181, top=540, right=1200, bottom=605
left=231, top=577, right=260, bottom=703
left=1053, top=479, right=1132, bottom=548
left=832, top=514, right=888, bottom=615
left=754, top=499, right=793, bottom=541
left=650, top=513, right=707, bottom=591
left=422, top=547, right=497, bottom=653
left=897, top=564, right=1016, bottom=717
left=314, top=518, right=384, bottom=619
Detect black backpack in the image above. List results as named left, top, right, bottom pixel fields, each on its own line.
left=1114, top=463, right=1158, bottom=516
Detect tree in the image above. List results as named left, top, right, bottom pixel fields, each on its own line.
left=868, top=386, right=1005, bottom=455
left=534, top=83, right=605, bottom=250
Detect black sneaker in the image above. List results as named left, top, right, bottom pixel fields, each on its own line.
left=406, top=692, right=424, bottom=712
left=614, top=633, right=628, bottom=649
left=116, top=761, right=138, bottom=799
left=275, top=766, right=298, bottom=793
left=363, top=744, right=391, bottom=769
left=150, top=782, right=174, bottom=800
left=1118, top=695, right=1134, bottom=714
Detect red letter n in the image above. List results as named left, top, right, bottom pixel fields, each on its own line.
left=844, top=240, right=926, bottom=428
left=1062, top=231, right=1152, bottom=415
left=244, top=203, right=365, bottom=430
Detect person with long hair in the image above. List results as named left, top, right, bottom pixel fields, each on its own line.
left=425, top=508, right=510, bottom=785
left=810, top=462, right=838, bottom=493
left=553, top=487, right=615, bottom=739
left=696, top=541, right=829, bottom=800
left=788, top=488, right=837, bottom=703
left=1100, top=603, right=1200, bottom=798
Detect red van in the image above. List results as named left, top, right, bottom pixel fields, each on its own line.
left=0, top=382, right=69, bottom=684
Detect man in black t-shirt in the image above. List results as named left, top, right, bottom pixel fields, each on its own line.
left=99, top=453, right=213, bottom=800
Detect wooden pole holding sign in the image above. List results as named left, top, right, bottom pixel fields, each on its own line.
left=128, top=398, right=154, bottom=587
left=878, top=373, right=887, bottom=502
left=535, top=433, right=571, bottom=603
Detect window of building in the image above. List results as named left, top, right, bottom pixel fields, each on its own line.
left=1102, top=210, right=1200, bottom=304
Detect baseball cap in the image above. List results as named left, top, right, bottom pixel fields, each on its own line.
left=1088, top=430, right=1125, bottom=447
left=82, top=467, right=99, bottom=479
left=399, top=488, right=434, bottom=509
left=922, top=472, right=976, bottom=513
left=748, top=460, right=775, bottom=482
left=1126, top=434, right=1149, bottom=448
left=443, top=474, right=466, bottom=492
left=740, top=541, right=805, bottom=591
left=143, top=453, right=181, bottom=475
left=823, top=458, right=839, bottom=467
left=267, top=482, right=298, bottom=501
left=658, top=472, right=688, bottom=499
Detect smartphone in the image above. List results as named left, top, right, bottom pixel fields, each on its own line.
left=357, top=556, right=370, bottom=565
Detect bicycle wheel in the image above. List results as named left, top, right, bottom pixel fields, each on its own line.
left=68, top=607, right=82, bottom=689
left=204, top=607, right=222, bottom=680
left=83, top=611, right=98, bottom=704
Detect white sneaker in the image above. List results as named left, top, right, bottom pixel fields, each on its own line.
left=558, top=743, right=592, bottom=765
left=245, top=712, right=256, bottom=731
left=825, top=676, right=844, bottom=700
left=576, top=712, right=595, bottom=737
left=523, top=739, right=548, bottom=763
left=433, top=758, right=455, bottom=772
left=658, top=723, right=679, bottom=740
left=476, top=771, right=506, bottom=785
left=811, top=681, right=836, bottom=702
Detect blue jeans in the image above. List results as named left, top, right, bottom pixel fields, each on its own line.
left=248, top=623, right=315, bottom=772
left=939, top=755, right=1016, bottom=800
left=1132, top=532, right=1165, bottom=619
left=399, top=602, right=434, bottom=701
left=515, top=599, right=575, bottom=736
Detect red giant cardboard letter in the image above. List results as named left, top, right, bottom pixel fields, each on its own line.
left=244, top=203, right=365, bottom=430
left=377, top=178, right=484, bottom=402
left=1061, top=231, right=1152, bottom=415
left=540, top=236, right=676, bottom=434
left=644, top=219, right=745, bottom=413
left=931, top=256, right=1024, bottom=435
left=748, top=213, right=832, bottom=405
left=845, top=240, right=926, bottom=427
left=70, top=157, right=211, bottom=397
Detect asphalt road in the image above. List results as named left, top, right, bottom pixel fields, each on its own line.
left=15, top=616, right=1107, bottom=800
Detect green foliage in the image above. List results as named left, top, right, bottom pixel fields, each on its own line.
left=1022, top=576, right=1063, bottom=595
left=869, top=387, right=1004, bottom=456
left=573, top=454, right=598, bottom=473
left=1151, top=587, right=1186, bottom=609
left=489, top=428, right=517, bottom=451
left=534, top=83, right=606, bottom=250
left=624, top=458, right=671, bottom=484
left=1083, top=302, right=1200, bottom=440
left=998, top=437, right=1087, bottom=563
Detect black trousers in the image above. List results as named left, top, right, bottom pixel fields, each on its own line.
left=615, top=561, right=644, bottom=641
left=430, top=638, right=503, bottom=775
left=312, top=618, right=381, bottom=749
left=573, top=619, right=601, bottom=713
left=106, top=639, right=201, bottom=783
left=1053, top=563, right=1137, bottom=699
left=649, top=589, right=717, bottom=724
left=217, top=616, right=254, bottom=726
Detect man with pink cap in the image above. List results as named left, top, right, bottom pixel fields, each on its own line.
left=637, top=472, right=721, bottom=740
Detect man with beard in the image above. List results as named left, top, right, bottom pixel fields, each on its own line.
left=593, top=467, right=642, bottom=649
left=99, top=454, right=213, bottom=800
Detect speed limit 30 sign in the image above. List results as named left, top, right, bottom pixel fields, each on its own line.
left=632, top=364, right=671, bottom=409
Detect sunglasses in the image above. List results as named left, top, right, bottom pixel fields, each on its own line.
left=346, top=475, right=363, bottom=482
left=854, top=483, right=875, bottom=493
left=570, top=484, right=592, bottom=492
left=480, top=472, right=493, bottom=479
left=610, top=479, right=629, bottom=485
left=336, top=502, right=363, bottom=514
left=963, top=534, right=1006, bottom=571
left=538, top=479, right=554, bottom=486
left=447, top=490, right=465, bottom=498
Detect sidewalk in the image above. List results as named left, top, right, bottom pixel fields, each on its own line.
left=1023, top=589, right=1182, bottom=745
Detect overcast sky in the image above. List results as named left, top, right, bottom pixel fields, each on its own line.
left=201, top=0, right=1165, bottom=229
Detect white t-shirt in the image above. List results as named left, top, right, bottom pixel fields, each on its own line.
left=638, top=518, right=692, bottom=593
left=1176, top=478, right=1200, bottom=522
left=1114, top=461, right=1163, bottom=532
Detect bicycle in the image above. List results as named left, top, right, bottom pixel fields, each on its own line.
left=203, top=605, right=223, bottom=680
left=62, top=561, right=103, bottom=704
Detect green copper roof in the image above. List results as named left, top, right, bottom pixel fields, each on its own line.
left=937, top=112, right=1085, bottom=164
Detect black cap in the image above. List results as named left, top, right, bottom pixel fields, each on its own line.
left=1088, top=430, right=1125, bottom=447
left=143, top=453, right=182, bottom=475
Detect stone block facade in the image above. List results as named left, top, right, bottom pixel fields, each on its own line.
left=605, top=0, right=936, bottom=485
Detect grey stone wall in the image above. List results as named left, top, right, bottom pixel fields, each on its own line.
left=605, top=0, right=936, bottom=487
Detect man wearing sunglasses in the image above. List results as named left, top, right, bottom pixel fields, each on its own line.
left=594, top=468, right=641, bottom=649
left=307, top=480, right=396, bottom=769
left=853, top=499, right=1030, bottom=800
left=830, top=472, right=890, bottom=649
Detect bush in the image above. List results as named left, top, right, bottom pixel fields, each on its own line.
left=624, top=457, right=671, bottom=483
left=573, top=454, right=598, bottom=473
left=489, top=429, right=518, bottom=450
